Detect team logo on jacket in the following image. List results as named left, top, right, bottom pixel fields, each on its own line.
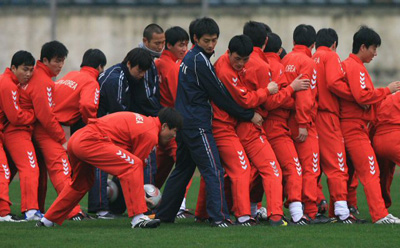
left=237, top=150, right=247, bottom=170
left=311, top=69, right=317, bottom=89
left=360, top=72, right=366, bottom=89
left=294, top=157, right=302, bottom=176
left=47, top=87, right=54, bottom=107
left=94, top=88, right=100, bottom=105
left=270, top=161, right=280, bottom=177
left=62, top=158, right=69, bottom=175
left=2, top=164, right=10, bottom=180
left=134, top=113, right=144, bottom=124
left=11, top=90, right=19, bottom=110
left=337, top=152, right=345, bottom=172
left=368, top=156, right=376, bottom=175
left=27, top=151, right=36, bottom=168
left=116, top=150, right=134, bottom=165
left=312, top=153, right=319, bottom=173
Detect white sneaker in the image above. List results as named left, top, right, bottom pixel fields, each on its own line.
left=375, top=214, right=400, bottom=224
left=0, top=214, right=26, bottom=222
left=256, top=207, right=268, bottom=221
left=25, top=210, right=44, bottom=221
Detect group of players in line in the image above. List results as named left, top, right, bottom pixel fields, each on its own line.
left=0, top=16, right=399, bottom=229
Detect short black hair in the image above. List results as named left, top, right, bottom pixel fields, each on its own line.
left=264, top=32, right=282, bottom=53
left=40, top=40, right=68, bottom=62
left=122, top=48, right=153, bottom=71
left=293, top=24, right=316, bottom=47
left=193, top=17, right=220, bottom=40
left=143, top=23, right=164, bottom=41
left=280, top=47, right=287, bottom=59
left=316, top=28, right=339, bottom=49
left=263, top=23, right=272, bottom=34
left=352, top=26, right=381, bottom=54
left=189, top=18, right=200, bottom=45
left=11, top=50, right=35, bottom=68
left=158, top=107, right=183, bottom=130
left=228, top=35, right=253, bottom=57
left=243, top=21, right=267, bottom=48
left=165, top=26, right=189, bottom=49
left=80, top=49, right=107, bottom=69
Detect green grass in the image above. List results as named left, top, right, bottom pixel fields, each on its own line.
left=2, top=172, right=400, bottom=247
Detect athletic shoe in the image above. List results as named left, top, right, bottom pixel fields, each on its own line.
left=35, top=220, right=55, bottom=227
left=310, top=213, right=334, bottom=224
left=255, top=207, right=268, bottom=222
left=71, top=212, right=95, bottom=221
left=348, top=205, right=360, bottom=215
left=337, top=214, right=366, bottom=224
left=194, top=216, right=210, bottom=223
left=25, top=210, right=44, bottom=221
left=132, top=217, right=161, bottom=229
left=97, top=212, right=115, bottom=220
left=317, top=200, right=328, bottom=214
left=291, top=215, right=311, bottom=225
left=236, top=218, right=258, bottom=227
left=210, top=219, right=232, bottom=228
left=269, top=216, right=289, bottom=227
left=0, top=214, right=26, bottom=222
left=176, top=209, right=195, bottom=219
left=376, top=214, right=400, bottom=224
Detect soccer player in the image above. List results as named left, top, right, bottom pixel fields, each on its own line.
left=0, top=51, right=36, bottom=222
left=156, top=17, right=260, bottom=227
left=36, top=108, right=182, bottom=229
left=88, top=48, right=153, bottom=219
left=339, top=26, right=400, bottom=224
left=312, top=28, right=363, bottom=223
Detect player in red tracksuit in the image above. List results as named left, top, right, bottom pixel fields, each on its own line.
left=37, top=108, right=182, bottom=228
left=25, top=41, right=83, bottom=220
left=263, top=32, right=315, bottom=224
left=339, top=26, right=400, bottom=224
left=282, top=25, right=323, bottom=223
left=154, top=27, right=193, bottom=218
left=372, top=92, right=400, bottom=208
left=312, top=28, right=364, bottom=223
left=0, top=51, right=36, bottom=222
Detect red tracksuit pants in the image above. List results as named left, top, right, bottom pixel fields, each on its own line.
left=33, top=123, right=81, bottom=218
left=341, top=120, right=388, bottom=222
left=213, top=124, right=251, bottom=218
left=316, top=112, right=349, bottom=213
left=288, top=118, right=320, bottom=219
left=3, top=126, right=39, bottom=212
left=264, top=119, right=302, bottom=206
left=44, top=126, right=147, bottom=225
left=0, top=138, right=11, bottom=216
left=373, top=128, right=400, bottom=209
left=236, top=122, right=283, bottom=217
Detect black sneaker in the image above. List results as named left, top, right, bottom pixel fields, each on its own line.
left=0, top=214, right=26, bottom=223
left=291, top=215, right=311, bottom=225
left=236, top=217, right=258, bottom=227
left=318, top=200, right=328, bottom=214
left=210, top=219, right=232, bottom=228
left=71, top=212, right=95, bottom=221
left=337, top=214, right=366, bottom=224
left=176, top=209, right=195, bottom=219
left=311, top=213, right=334, bottom=224
left=97, top=212, right=115, bottom=220
left=132, top=217, right=161, bottom=229
left=269, top=216, right=289, bottom=227
left=194, top=216, right=210, bottom=223
left=348, top=206, right=360, bottom=215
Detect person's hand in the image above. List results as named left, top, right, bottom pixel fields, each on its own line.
left=268, top=82, right=279, bottom=95
left=296, top=127, right=308, bottom=142
left=251, top=112, right=263, bottom=126
left=290, top=74, right=310, bottom=92
left=387, top=81, right=400, bottom=93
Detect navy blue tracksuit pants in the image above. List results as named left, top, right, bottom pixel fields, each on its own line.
left=156, top=128, right=230, bottom=222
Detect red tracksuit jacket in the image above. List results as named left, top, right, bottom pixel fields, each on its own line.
left=340, top=53, right=391, bottom=122
left=53, top=66, right=100, bottom=125
left=21, top=61, right=66, bottom=144
left=282, top=45, right=317, bottom=128
left=155, top=50, right=180, bottom=108
left=375, top=92, right=400, bottom=133
left=88, top=112, right=161, bottom=163
left=212, top=52, right=269, bottom=126
left=313, top=46, right=353, bottom=116
left=0, top=68, right=36, bottom=132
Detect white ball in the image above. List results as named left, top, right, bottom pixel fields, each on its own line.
left=144, top=184, right=162, bottom=209
left=107, top=179, right=119, bottom=203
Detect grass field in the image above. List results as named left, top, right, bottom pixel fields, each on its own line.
left=1, top=173, right=400, bottom=248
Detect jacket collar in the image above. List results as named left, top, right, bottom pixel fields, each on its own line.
left=36, top=60, right=56, bottom=78
left=4, top=68, right=19, bottom=85
left=253, top=47, right=269, bottom=63
left=292, top=45, right=312, bottom=58
left=80, top=66, right=100, bottom=79
left=316, top=46, right=331, bottom=52
left=264, top=52, right=281, bottom=63
left=193, top=44, right=214, bottom=59
left=161, top=50, right=179, bottom=63
left=349, top=53, right=364, bottom=65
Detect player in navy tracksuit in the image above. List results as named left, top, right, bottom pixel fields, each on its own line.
left=155, top=18, right=261, bottom=227
left=87, top=48, right=154, bottom=218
